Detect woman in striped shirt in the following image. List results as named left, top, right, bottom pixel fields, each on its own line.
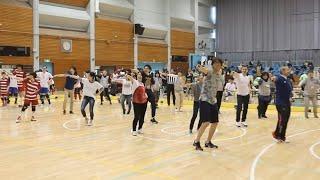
left=0, top=71, right=9, bottom=106
left=13, top=65, right=26, bottom=107
left=16, top=72, right=40, bottom=123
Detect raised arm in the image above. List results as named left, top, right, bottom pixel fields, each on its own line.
left=196, top=65, right=209, bottom=74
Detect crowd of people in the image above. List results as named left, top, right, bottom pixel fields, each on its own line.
left=0, top=58, right=318, bottom=150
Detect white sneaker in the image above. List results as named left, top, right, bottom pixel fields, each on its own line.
left=16, top=116, right=21, bottom=123
left=175, top=108, right=179, bottom=112
left=241, top=122, right=248, bottom=127
left=236, top=122, right=241, bottom=127
left=87, top=119, right=93, bottom=126
left=84, top=117, right=89, bottom=124
left=132, top=131, right=138, bottom=136
left=138, top=129, right=144, bottom=134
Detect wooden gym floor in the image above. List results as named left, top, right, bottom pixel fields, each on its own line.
left=0, top=95, right=319, bottom=180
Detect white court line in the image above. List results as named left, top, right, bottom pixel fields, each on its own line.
left=62, top=118, right=82, bottom=131
left=309, top=141, right=320, bottom=160
left=140, top=126, right=247, bottom=143
left=250, top=129, right=320, bottom=180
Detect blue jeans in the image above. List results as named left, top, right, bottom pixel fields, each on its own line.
left=81, top=96, right=95, bottom=120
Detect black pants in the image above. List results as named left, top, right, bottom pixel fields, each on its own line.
left=166, top=84, right=176, bottom=106
left=275, top=104, right=291, bottom=140
left=257, top=96, right=270, bottom=117
left=189, top=101, right=201, bottom=131
left=236, top=95, right=250, bottom=122
left=81, top=96, right=95, bottom=120
left=40, top=94, right=51, bottom=104
left=100, top=88, right=111, bottom=103
left=146, top=89, right=156, bottom=118
left=132, top=102, right=147, bottom=131
left=216, top=91, right=223, bottom=111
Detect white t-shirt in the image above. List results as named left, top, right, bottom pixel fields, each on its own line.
left=81, top=78, right=103, bottom=99
left=9, top=76, right=18, bottom=88
left=121, top=79, right=133, bottom=95
left=225, top=82, right=236, bottom=92
left=132, top=79, right=145, bottom=94
left=234, top=74, right=250, bottom=96
left=37, top=72, right=53, bottom=88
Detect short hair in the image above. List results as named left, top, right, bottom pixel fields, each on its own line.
left=212, top=58, right=223, bottom=65
left=89, top=72, right=96, bottom=78
left=144, top=65, right=152, bottom=71
left=1, top=71, right=6, bottom=75
left=30, top=72, right=37, bottom=78
left=280, top=66, right=289, bottom=74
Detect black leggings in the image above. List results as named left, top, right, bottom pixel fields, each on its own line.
left=146, top=89, right=156, bottom=118
left=81, top=96, right=95, bottom=120
left=236, top=95, right=250, bottom=122
left=166, top=84, right=176, bottom=106
left=132, top=102, right=147, bottom=131
left=189, top=101, right=201, bottom=131
left=22, top=104, right=36, bottom=112
left=100, top=88, right=111, bottom=103
left=40, top=94, right=51, bottom=104
left=216, top=91, right=223, bottom=111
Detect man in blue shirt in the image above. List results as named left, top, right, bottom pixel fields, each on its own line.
left=273, top=66, right=293, bottom=143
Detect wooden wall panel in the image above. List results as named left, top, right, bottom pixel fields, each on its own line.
left=0, top=4, right=33, bottom=65
left=41, top=0, right=89, bottom=7
left=40, top=36, right=90, bottom=89
left=171, top=30, right=195, bottom=56
left=138, top=42, right=168, bottom=62
left=96, top=18, right=134, bottom=67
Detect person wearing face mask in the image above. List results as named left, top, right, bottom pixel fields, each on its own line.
left=299, top=70, right=320, bottom=119
left=257, top=72, right=271, bottom=119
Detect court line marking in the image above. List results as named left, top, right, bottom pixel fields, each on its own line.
left=250, top=129, right=320, bottom=180
left=140, top=126, right=247, bottom=143
left=309, top=141, right=320, bottom=160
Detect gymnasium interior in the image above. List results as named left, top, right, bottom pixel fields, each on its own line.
left=0, top=0, right=320, bottom=179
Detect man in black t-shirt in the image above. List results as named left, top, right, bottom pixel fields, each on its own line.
left=140, top=65, right=158, bottom=124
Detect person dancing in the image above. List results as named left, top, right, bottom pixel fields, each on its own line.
left=193, top=58, right=223, bottom=151
left=37, top=66, right=53, bottom=105
left=272, top=66, right=292, bottom=143
left=16, top=72, right=40, bottom=123
left=189, top=75, right=204, bottom=134
left=298, top=70, right=320, bottom=119
left=54, top=66, right=79, bottom=115
left=13, top=65, right=26, bottom=107
left=127, top=73, right=148, bottom=136
left=113, top=73, right=133, bottom=115
left=0, top=72, right=9, bottom=107
left=257, top=72, right=272, bottom=119
left=233, top=65, right=251, bottom=127
left=97, top=70, right=112, bottom=105
left=70, top=72, right=103, bottom=126
left=135, top=65, right=158, bottom=124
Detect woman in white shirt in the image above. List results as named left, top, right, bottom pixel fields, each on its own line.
left=69, top=72, right=103, bottom=126
left=113, top=74, right=133, bottom=115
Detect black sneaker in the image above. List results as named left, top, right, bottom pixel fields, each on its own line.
left=262, top=115, right=268, bottom=118
left=193, top=141, right=203, bottom=151
left=63, top=110, right=66, bottom=115
left=205, top=141, right=218, bottom=149
left=69, top=111, right=74, bottom=114
left=123, top=109, right=126, bottom=115
left=151, top=118, right=158, bottom=124
left=127, top=111, right=130, bottom=115
left=100, top=102, right=103, bottom=105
